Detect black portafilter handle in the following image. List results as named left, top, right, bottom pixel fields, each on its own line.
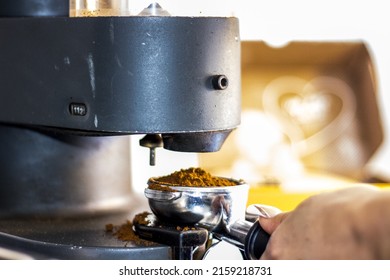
left=244, top=220, right=270, bottom=260
left=226, top=219, right=270, bottom=260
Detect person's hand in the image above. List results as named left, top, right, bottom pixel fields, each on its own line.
left=258, top=185, right=390, bottom=259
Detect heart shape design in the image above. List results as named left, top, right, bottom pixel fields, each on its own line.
left=262, top=76, right=356, bottom=157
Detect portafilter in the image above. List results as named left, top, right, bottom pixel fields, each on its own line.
left=144, top=178, right=270, bottom=260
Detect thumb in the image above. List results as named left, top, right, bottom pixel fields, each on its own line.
left=259, top=212, right=289, bottom=234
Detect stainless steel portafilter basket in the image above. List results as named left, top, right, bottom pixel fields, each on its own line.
left=144, top=177, right=270, bottom=259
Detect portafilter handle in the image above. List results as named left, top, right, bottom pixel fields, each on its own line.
left=227, top=219, right=270, bottom=260
left=226, top=204, right=281, bottom=259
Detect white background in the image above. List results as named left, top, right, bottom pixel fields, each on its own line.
left=232, top=0, right=390, bottom=179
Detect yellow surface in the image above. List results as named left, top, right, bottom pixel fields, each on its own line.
left=247, top=184, right=390, bottom=212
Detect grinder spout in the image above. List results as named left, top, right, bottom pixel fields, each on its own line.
left=162, top=130, right=233, bottom=153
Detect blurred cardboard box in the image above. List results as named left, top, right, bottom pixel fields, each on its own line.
left=200, top=41, right=383, bottom=194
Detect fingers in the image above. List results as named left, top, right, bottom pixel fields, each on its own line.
left=259, top=212, right=290, bottom=260
left=260, top=245, right=272, bottom=260
left=259, top=212, right=289, bottom=234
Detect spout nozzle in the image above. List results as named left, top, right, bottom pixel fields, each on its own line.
left=149, top=147, right=156, bottom=166
left=139, top=134, right=163, bottom=166
left=162, top=130, right=233, bottom=153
